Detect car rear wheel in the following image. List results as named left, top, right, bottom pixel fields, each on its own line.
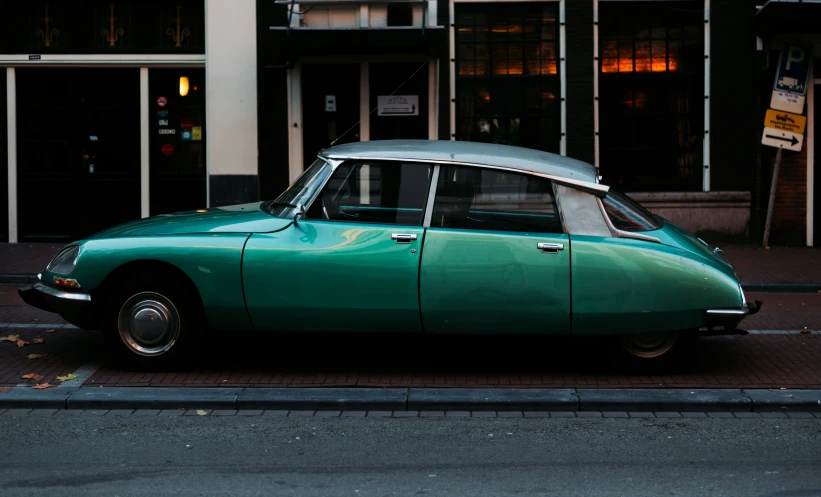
left=616, top=331, right=695, bottom=372
left=104, top=273, right=203, bottom=370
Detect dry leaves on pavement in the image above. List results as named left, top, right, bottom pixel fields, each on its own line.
left=0, top=388, right=10, bottom=393
left=46, top=329, right=56, bottom=333
left=0, top=335, right=21, bottom=342
left=21, top=374, right=45, bottom=381
left=16, top=340, right=30, bottom=348
left=56, top=374, right=77, bottom=382
left=27, top=354, right=47, bottom=360
left=31, top=383, right=54, bottom=390
left=196, top=410, right=208, bottom=416
left=33, top=338, right=44, bottom=344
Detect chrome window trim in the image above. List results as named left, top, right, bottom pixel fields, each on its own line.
left=596, top=196, right=661, bottom=244
left=301, top=157, right=342, bottom=217
left=422, top=165, right=441, bottom=228
left=34, top=283, right=91, bottom=302
left=317, top=153, right=610, bottom=197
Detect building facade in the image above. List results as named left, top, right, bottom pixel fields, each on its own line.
left=2, top=0, right=818, bottom=246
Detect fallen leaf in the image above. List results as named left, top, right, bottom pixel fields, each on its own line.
left=33, top=338, right=44, bottom=344
left=16, top=340, right=30, bottom=348
left=0, top=387, right=10, bottom=393
left=196, top=410, right=208, bottom=416
left=0, top=334, right=21, bottom=342
left=31, top=383, right=53, bottom=390
left=46, top=329, right=56, bottom=333
left=800, top=329, right=813, bottom=334
left=56, top=374, right=77, bottom=382
left=27, top=354, right=47, bottom=360
left=21, top=374, right=45, bottom=381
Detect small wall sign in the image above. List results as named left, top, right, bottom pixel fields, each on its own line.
left=161, top=143, right=174, bottom=156
left=159, top=119, right=169, bottom=126
left=159, top=129, right=176, bottom=135
left=192, top=126, right=203, bottom=141
left=157, top=110, right=169, bottom=117
left=156, top=96, right=168, bottom=108
left=377, top=95, right=419, bottom=116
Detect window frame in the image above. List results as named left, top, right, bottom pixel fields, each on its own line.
left=304, top=159, right=436, bottom=227
left=427, top=163, right=565, bottom=235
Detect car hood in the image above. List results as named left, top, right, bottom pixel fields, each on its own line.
left=87, top=202, right=293, bottom=239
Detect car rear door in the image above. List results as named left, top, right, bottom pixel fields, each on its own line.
left=419, top=164, right=571, bottom=334
left=242, top=160, right=433, bottom=333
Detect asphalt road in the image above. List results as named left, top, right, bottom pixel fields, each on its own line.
left=0, top=413, right=819, bottom=497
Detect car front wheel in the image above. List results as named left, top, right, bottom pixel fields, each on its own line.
left=104, top=274, right=202, bottom=370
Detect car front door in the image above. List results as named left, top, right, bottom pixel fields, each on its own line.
left=243, top=160, right=433, bottom=333
left=420, top=164, right=571, bottom=334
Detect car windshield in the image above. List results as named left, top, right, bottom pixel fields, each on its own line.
left=602, top=190, right=663, bottom=232
left=265, top=159, right=333, bottom=218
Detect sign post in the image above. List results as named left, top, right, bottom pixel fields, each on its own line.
left=761, top=42, right=812, bottom=248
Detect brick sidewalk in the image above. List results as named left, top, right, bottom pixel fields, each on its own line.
left=1, top=325, right=819, bottom=389
left=1, top=243, right=820, bottom=285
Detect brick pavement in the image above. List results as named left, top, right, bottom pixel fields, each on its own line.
left=1, top=243, right=820, bottom=286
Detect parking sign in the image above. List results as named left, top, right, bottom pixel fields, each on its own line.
left=770, top=42, right=813, bottom=114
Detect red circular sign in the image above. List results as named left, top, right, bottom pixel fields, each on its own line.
left=180, top=117, right=193, bottom=130
left=161, top=143, right=174, bottom=156
left=156, top=96, right=168, bottom=107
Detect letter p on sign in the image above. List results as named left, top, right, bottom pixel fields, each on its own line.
left=787, top=47, right=805, bottom=70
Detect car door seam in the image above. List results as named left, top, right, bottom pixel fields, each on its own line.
left=417, top=227, right=427, bottom=333
left=240, top=233, right=257, bottom=332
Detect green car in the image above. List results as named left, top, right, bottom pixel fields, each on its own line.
left=20, top=140, right=760, bottom=369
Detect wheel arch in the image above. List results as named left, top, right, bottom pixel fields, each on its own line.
left=93, top=259, right=205, bottom=312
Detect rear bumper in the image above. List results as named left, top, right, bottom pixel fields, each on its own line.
left=704, top=299, right=762, bottom=329
left=18, top=283, right=99, bottom=330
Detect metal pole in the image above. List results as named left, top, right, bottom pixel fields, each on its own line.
left=762, top=148, right=782, bottom=248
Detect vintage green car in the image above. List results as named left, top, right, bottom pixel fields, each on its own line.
left=20, top=140, right=760, bottom=369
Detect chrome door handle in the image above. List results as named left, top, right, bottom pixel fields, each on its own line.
left=537, top=242, right=564, bottom=253
left=391, top=233, right=418, bottom=244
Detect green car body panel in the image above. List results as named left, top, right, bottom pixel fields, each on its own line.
left=242, top=220, right=425, bottom=333
left=420, top=228, right=571, bottom=335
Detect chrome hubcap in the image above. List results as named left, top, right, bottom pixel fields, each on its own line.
left=118, top=292, right=180, bottom=356
left=622, top=331, right=678, bottom=359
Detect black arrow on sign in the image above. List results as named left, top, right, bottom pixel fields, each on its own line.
left=765, top=133, right=799, bottom=146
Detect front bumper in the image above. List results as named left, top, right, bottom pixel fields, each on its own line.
left=704, top=299, right=763, bottom=330
left=18, top=283, right=99, bottom=330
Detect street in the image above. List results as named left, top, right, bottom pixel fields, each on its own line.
left=0, top=411, right=819, bottom=497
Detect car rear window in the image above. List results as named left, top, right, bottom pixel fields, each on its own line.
left=602, top=191, right=663, bottom=232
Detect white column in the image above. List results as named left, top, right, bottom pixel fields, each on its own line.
left=204, top=0, right=259, bottom=204
left=808, top=78, right=816, bottom=246
left=593, top=0, right=599, bottom=170
left=703, top=0, right=711, bottom=192
left=140, top=68, right=149, bottom=218
left=428, top=58, right=438, bottom=140
left=559, top=0, right=566, bottom=156
left=287, top=63, right=303, bottom=182
left=360, top=62, right=370, bottom=142
left=6, top=68, right=16, bottom=243
left=448, top=0, right=456, bottom=140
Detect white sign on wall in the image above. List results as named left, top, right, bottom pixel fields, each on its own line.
left=377, top=95, right=419, bottom=116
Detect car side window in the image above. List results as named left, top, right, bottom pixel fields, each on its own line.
left=432, top=165, right=563, bottom=234
left=307, top=161, right=433, bottom=225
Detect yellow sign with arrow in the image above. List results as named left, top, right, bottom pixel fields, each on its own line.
left=764, top=109, right=806, bottom=135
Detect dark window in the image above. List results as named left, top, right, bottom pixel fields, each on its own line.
left=387, top=3, right=413, bottom=26
left=0, top=0, right=204, bottom=55
left=602, top=190, right=663, bottom=232
left=454, top=3, right=560, bottom=153
left=599, top=2, right=703, bottom=192
left=432, top=165, right=562, bottom=233
left=308, top=162, right=433, bottom=226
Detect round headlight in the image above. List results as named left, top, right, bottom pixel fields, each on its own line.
left=46, top=245, right=80, bottom=275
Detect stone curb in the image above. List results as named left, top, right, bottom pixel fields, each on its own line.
left=2, top=387, right=821, bottom=412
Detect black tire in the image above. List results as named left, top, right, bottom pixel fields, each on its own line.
left=613, top=331, right=697, bottom=373
left=103, top=272, right=204, bottom=371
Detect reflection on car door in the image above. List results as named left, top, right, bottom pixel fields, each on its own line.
left=242, top=161, right=433, bottom=333
left=420, top=165, right=571, bottom=334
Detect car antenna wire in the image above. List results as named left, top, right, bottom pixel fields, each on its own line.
left=328, top=61, right=428, bottom=148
